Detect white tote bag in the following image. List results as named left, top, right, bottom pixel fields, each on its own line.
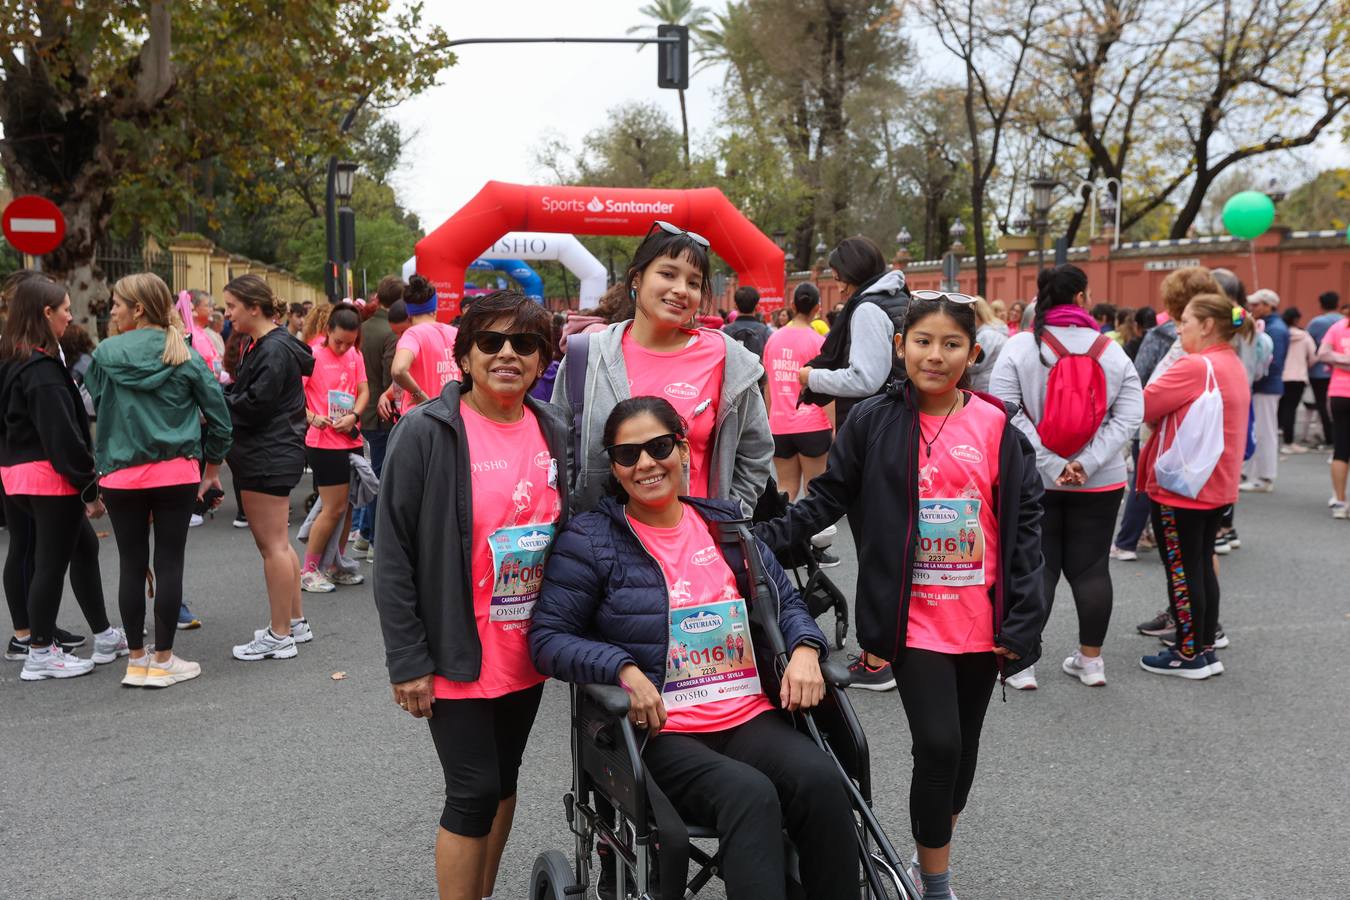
left=1153, top=357, right=1225, bottom=499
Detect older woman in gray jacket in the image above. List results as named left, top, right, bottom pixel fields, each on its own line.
left=553, top=222, right=772, bottom=514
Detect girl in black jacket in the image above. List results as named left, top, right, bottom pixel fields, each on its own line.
left=0, top=273, right=126, bottom=681
left=222, top=274, right=315, bottom=662
left=756, top=294, right=1047, bottom=900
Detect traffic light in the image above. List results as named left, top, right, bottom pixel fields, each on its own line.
left=657, top=24, right=688, bottom=90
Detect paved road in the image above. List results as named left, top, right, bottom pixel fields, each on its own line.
left=2, top=453, right=1348, bottom=898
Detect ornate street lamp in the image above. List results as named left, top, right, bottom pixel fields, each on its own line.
left=1029, top=171, right=1058, bottom=270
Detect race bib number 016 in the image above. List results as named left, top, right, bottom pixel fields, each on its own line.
left=913, top=498, right=985, bottom=587
left=327, top=389, right=355, bottom=421
left=663, top=598, right=761, bottom=710
left=487, top=523, right=554, bottom=622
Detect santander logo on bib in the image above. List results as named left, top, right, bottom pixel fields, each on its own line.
left=665, top=382, right=699, bottom=400
left=691, top=546, right=719, bottom=567
left=950, top=444, right=984, bottom=464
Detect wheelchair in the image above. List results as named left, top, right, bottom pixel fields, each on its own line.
left=530, top=524, right=917, bottom=900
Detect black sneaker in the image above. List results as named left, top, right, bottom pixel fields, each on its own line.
left=846, top=654, right=896, bottom=691
left=812, top=547, right=842, bottom=568
left=1136, top=609, right=1174, bottom=637
left=55, top=628, right=86, bottom=651
left=5, top=635, right=30, bottom=660
left=1163, top=626, right=1228, bottom=650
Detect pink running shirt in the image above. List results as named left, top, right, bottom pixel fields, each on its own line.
left=622, top=328, right=726, bottom=497
left=628, top=505, right=773, bottom=734
left=304, top=341, right=367, bottom=450
left=763, top=325, right=830, bottom=435
left=435, top=403, right=560, bottom=701
left=1323, top=318, right=1350, bottom=398
left=906, top=393, right=1005, bottom=654
left=101, top=457, right=200, bottom=490
left=0, top=460, right=76, bottom=496
left=396, top=322, right=461, bottom=413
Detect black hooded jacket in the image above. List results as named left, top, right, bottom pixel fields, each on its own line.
left=0, top=350, right=98, bottom=502
left=754, top=381, right=1048, bottom=676
left=224, top=327, right=315, bottom=483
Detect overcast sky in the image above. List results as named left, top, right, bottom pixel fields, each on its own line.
left=388, top=2, right=1348, bottom=234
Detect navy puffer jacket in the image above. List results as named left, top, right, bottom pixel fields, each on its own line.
left=531, top=496, right=827, bottom=691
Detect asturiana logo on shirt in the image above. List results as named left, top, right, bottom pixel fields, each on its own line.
left=516, top=529, right=552, bottom=552
left=950, top=444, right=984, bottom=464
left=680, top=611, right=724, bottom=634
left=691, top=546, right=719, bottom=567
left=534, top=451, right=552, bottom=470
left=919, top=504, right=959, bottom=525
left=665, top=382, right=699, bottom=400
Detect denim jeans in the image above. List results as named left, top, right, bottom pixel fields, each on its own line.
left=353, top=426, right=389, bottom=542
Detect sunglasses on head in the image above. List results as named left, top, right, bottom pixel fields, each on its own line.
left=472, top=330, right=547, bottom=357
left=911, top=290, right=977, bottom=304
left=604, top=433, right=682, bottom=467
left=650, top=220, right=710, bottom=248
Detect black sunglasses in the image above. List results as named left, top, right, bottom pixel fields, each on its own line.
left=472, top=330, right=547, bottom=357
left=604, top=433, right=682, bottom=467
left=650, top=220, right=711, bottom=248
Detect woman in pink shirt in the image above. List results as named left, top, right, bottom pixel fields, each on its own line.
left=374, top=290, right=566, bottom=900
left=379, top=274, right=461, bottom=418
left=299, top=303, right=369, bottom=594
left=1315, top=310, right=1350, bottom=516
left=1138, top=292, right=1253, bottom=679
left=763, top=282, right=833, bottom=499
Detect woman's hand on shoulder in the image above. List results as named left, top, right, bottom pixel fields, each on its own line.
left=392, top=674, right=435, bottom=719
left=618, top=663, right=667, bottom=736
left=780, top=644, right=825, bottom=711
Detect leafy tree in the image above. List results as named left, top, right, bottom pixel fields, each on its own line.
left=0, top=0, right=450, bottom=322
left=1279, top=168, right=1350, bottom=232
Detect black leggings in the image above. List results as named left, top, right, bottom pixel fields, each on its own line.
left=426, top=683, right=544, bottom=837
left=1278, top=380, right=1307, bottom=445
left=643, top=710, right=859, bottom=900
left=1331, top=396, right=1350, bottom=462
left=1150, top=502, right=1223, bottom=657
left=894, top=649, right=998, bottom=848
left=5, top=494, right=108, bottom=646
left=103, top=483, right=198, bottom=652
left=1039, top=487, right=1123, bottom=647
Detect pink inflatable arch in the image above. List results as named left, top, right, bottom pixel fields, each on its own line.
left=415, top=181, right=785, bottom=319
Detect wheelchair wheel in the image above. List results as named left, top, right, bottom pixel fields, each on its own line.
left=530, top=849, right=577, bottom=900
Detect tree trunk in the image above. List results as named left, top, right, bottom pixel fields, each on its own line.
left=678, top=89, right=691, bottom=171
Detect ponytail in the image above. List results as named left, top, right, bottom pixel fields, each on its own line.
left=1032, top=264, right=1089, bottom=364
left=162, top=308, right=191, bottom=366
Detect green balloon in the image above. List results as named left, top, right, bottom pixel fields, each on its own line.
left=1222, top=191, right=1276, bottom=240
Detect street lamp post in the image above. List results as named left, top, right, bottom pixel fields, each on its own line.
left=334, top=160, right=358, bottom=300
left=1030, top=171, right=1058, bottom=271
left=893, top=226, right=912, bottom=269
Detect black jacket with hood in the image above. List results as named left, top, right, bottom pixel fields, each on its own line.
left=224, top=327, right=314, bottom=483
left=754, top=381, right=1048, bottom=676
left=373, top=381, right=572, bottom=685
left=0, top=350, right=99, bottom=502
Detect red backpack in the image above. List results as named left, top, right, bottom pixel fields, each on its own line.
left=1035, top=331, right=1112, bottom=458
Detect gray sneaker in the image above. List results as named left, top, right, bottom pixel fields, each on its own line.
left=21, top=645, right=95, bottom=681
left=254, top=619, right=313, bottom=645
left=232, top=629, right=297, bottom=661
left=92, top=627, right=130, bottom=664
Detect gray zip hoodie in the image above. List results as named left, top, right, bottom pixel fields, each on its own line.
left=552, top=321, right=773, bottom=514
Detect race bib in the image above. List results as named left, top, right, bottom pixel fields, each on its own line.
left=327, top=388, right=355, bottom=420
left=914, top=498, right=985, bottom=587
left=662, top=598, right=761, bottom=710
left=487, top=523, right=554, bottom=622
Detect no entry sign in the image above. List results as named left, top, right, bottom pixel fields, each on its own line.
left=2, top=195, right=66, bottom=256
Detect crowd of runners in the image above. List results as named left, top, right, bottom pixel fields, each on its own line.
left=2, top=222, right=1347, bottom=900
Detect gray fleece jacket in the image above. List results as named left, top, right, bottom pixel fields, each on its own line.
left=552, top=321, right=773, bottom=514
left=805, top=270, right=903, bottom=400
left=989, top=326, right=1143, bottom=491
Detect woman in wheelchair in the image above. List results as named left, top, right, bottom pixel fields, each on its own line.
left=531, top=396, right=861, bottom=900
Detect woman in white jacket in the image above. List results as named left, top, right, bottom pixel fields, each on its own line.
left=990, top=264, right=1142, bottom=689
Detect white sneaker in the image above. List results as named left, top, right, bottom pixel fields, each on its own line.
left=1331, top=502, right=1349, bottom=520
left=232, top=629, right=298, bottom=661
left=365, top=545, right=375, bottom=564
left=91, top=627, right=130, bottom=664
left=232, top=515, right=249, bottom=529
left=1109, top=545, right=1138, bottom=561
left=1062, top=652, right=1107, bottom=686
left=21, top=645, right=96, bottom=681
left=811, top=525, right=838, bottom=549
left=255, top=619, right=313, bottom=644
left=1003, top=665, right=1038, bottom=691
left=327, top=568, right=364, bottom=586
left=142, top=654, right=202, bottom=688
left=301, top=569, right=336, bottom=593
left=1238, top=479, right=1274, bottom=493
left=188, top=513, right=204, bottom=528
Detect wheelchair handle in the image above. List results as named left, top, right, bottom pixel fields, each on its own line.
left=581, top=683, right=631, bottom=718
left=820, top=657, right=853, bottom=688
